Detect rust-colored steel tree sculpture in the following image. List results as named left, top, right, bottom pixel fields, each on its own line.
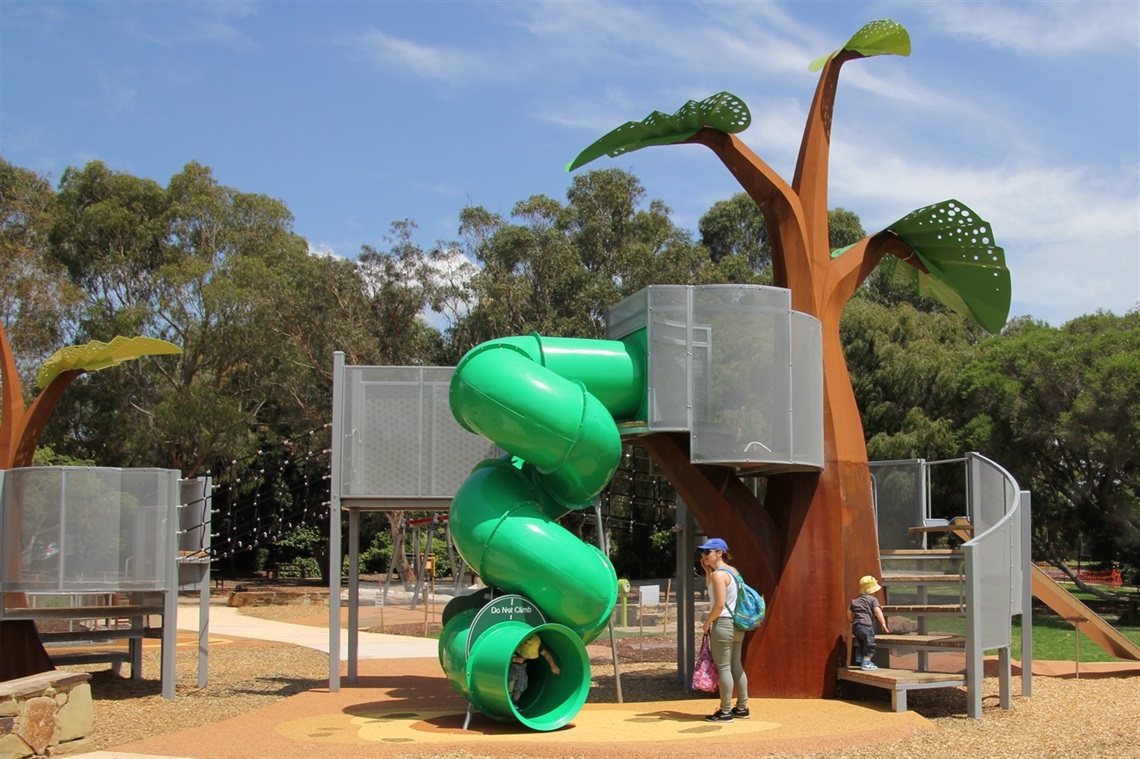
left=0, top=322, right=181, bottom=680
left=568, top=20, right=1010, bottom=697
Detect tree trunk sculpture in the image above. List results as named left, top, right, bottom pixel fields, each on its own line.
left=568, top=21, right=1010, bottom=697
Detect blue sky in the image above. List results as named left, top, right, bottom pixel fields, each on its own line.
left=3, top=1, right=1138, bottom=327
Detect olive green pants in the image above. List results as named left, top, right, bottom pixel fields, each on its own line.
left=709, top=617, right=748, bottom=712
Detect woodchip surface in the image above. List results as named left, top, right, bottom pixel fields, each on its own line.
left=59, top=601, right=1140, bottom=758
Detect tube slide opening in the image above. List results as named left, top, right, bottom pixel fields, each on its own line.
left=467, top=620, right=590, bottom=732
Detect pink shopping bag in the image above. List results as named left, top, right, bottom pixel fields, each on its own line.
left=691, top=633, right=719, bottom=692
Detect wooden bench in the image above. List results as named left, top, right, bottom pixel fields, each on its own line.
left=268, top=562, right=309, bottom=580
left=837, top=666, right=965, bottom=712
left=5, top=602, right=163, bottom=676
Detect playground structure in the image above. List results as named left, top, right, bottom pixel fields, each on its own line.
left=870, top=456, right=1140, bottom=665
left=857, top=454, right=1030, bottom=716
left=326, top=274, right=1135, bottom=728
left=329, top=284, right=825, bottom=729
left=0, top=467, right=214, bottom=699
left=0, top=322, right=184, bottom=684
left=846, top=455, right=1138, bottom=714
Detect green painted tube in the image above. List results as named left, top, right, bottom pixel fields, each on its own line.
left=466, top=621, right=590, bottom=731
left=452, top=334, right=644, bottom=426
left=449, top=458, right=617, bottom=641
left=438, top=607, right=477, bottom=700
left=442, top=332, right=643, bottom=730
left=450, top=342, right=622, bottom=506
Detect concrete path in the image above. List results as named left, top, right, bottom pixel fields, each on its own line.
left=174, top=603, right=439, bottom=660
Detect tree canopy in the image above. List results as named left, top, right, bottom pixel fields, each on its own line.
left=1, top=157, right=1135, bottom=582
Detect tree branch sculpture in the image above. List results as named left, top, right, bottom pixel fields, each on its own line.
left=569, top=19, right=1010, bottom=696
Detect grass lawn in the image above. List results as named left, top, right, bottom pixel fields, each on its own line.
left=930, top=585, right=1140, bottom=662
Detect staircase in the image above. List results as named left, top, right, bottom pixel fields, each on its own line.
left=839, top=453, right=1031, bottom=718
left=838, top=542, right=970, bottom=712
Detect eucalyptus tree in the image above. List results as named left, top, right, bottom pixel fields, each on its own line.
left=357, top=220, right=452, bottom=366
left=0, top=160, right=80, bottom=381
left=841, top=295, right=989, bottom=462
left=44, top=161, right=310, bottom=476
left=960, top=312, right=1140, bottom=587
left=448, top=168, right=712, bottom=355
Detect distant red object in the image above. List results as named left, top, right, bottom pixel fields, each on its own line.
left=1037, top=564, right=1122, bottom=588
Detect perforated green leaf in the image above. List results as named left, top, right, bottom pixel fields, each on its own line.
left=566, top=92, right=750, bottom=172
left=809, top=19, right=911, bottom=72
left=880, top=200, right=1011, bottom=334
left=38, top=336, right=182, bottom=388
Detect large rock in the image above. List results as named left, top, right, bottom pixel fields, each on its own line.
left=0, top=671, right=92, bottom=759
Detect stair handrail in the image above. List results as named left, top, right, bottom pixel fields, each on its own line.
left=961, top=452, right=1026, bottom=718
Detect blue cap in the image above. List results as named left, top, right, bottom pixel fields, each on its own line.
left=697, top=538, right=728, bottom=552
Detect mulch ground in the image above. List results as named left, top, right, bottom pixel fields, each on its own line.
left=41, top=579, right=1140, bottom=758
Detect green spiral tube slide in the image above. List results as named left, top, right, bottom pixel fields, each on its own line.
left=440, top=334, right=645, bottom=730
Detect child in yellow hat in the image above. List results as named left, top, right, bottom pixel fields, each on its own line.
left=508, top=633, right=560, bottom=701
left=847, top=575, right=888, bottom=670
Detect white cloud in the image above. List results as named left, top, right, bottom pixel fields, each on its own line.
left=95, top=69, right=139, bottom=115
left=307, top=242, right=342, bottom=260
left=349, top=29, right=491, bottom=85
left=908, top=1, right=1140, bottom=55
left=179, top=1, right=259, bottom=49
left=118, top=1, right=259, bottom=51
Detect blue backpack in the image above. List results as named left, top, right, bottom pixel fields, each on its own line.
left=719, top=568, right=766, bottom=630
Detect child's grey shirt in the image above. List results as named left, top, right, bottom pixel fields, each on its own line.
left=849, top=593, right=881, bottom=627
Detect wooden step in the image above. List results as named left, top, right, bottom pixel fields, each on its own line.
left=908, top=525, right=973, bottom=535
left=837, top=666, right=966, bottom=713
left=881, top=574, right=963, bottom=584
left=876, top=633, right=966, bottom=650
left=880, top=549, right=963, bottom=557
left=883, top=604, right=964, bottom=615
left=0, top=604, right=164, bottom=621
left=839, top=666, right=964, bottom=686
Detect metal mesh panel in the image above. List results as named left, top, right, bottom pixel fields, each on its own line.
left=691, top=286, right=790, bottom=463
left=337, top=366, right=497, bottom=499
left=790, top=313, right=824, bottom=467
left=178, top=477, right=210, bottom=553
left=868, top=460, right=927, bottom=551
left=646, top=286, right=692, bottom=431
left=969, top=452, right=1017, bottom=534
left=427, top=375, right=492, bottom=495
left=973, top=523, right=1014, bottom=650
left=966, top=453, right=1023, bottom=646
left=606, top=285, right=823, bottom=469
left=606, top=287, right=648, bottom=342
left=0, top=467, right=177, bottom=593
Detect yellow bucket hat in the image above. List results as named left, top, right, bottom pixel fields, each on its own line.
left=859, top=575, right=881, bottom=594
left=517, top=633, right=541, bottom=659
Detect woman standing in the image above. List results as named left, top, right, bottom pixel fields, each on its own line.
left=699, top=537, right=750, bottom=722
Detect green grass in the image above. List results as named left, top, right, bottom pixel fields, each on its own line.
left=1002, top=612, right=1140, bottom=662
left=886, top=580, right=1140, bottom=662
left=920, top=603, right=1140, bottom=662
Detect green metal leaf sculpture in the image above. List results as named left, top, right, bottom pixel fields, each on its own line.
left=880, top=200, right=1011, bottom=334
left=566, top=92, right=750, bottom=172
left=808, top=19, right=911, bottom=72
left=37, top=336, right=182, bottom=389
